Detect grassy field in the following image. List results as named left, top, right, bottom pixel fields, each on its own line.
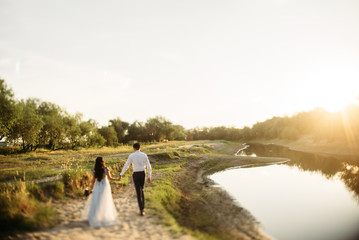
left=1, top=140, right=287, bottom=239
left=0, top=141, right=206, bottom=233
left=0, top=141, right=191, bottom=182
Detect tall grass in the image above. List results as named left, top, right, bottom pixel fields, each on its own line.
left=0, top=181, right=57, bottom=232
left=62, top=170, right=91, bottom=197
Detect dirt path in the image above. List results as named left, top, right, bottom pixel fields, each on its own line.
left=11, top=181, right=193, bottom=240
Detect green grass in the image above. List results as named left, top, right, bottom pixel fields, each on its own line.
left=145, top=159, right=189, bottom=236
left=147, top=170, right=182, bottom=229
left=144, top=142, right=228, bottom=239
left=0, top=141, right=190, bottom=183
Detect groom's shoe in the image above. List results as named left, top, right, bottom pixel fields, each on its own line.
left=140, top=210, right=145, bottom=216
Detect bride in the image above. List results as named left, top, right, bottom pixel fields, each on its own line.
left=81, top=157, right=120, bottom=227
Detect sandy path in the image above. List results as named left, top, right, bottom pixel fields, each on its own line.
left=11, top=182, right=193, bottom=240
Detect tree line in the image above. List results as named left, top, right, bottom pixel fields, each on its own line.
left=0, top=79, right=186, bottom=151
left=1, top=78, right=358, bottom=152
left=187, top=106, right=359, bottom=146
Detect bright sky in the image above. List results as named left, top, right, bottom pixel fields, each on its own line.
left=1, top=0, right=359, bottom=128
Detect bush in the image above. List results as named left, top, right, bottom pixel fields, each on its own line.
left=44, top=181, right=65, bottom=200
left=148, top=151, right=181, bottom=160
left=188, top=146, right=210, bottom=154
left=0, top=146, right=20, bottom=155
left=62, top=170, right=91, bottom=197
left=27, top=183, right=46, bottom=201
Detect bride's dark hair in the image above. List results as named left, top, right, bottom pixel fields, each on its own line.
left=94, top=157, right=106, bottom=181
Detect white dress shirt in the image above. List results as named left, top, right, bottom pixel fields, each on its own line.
left=120, top=150, right=152, bottom=178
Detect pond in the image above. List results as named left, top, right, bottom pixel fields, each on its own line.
left=210, top=144, right=359, bottom=240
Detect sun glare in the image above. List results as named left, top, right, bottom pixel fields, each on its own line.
left=306, top=80, right=358, bottom=113
left=321, top=95, right=356, bottom=113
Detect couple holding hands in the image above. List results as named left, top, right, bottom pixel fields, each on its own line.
left=81, top=143, right=152, bottom=227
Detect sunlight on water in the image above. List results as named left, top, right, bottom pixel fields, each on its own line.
left=210, top=164, right=359, bottom=240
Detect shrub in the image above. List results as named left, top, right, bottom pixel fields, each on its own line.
left=0, top=146, right=20, bottom=155
left=43, top=181, right=65, bottom=200
left=62, top=170, right=91, bottom=197
left=148, top=151, right=181, bottom=160
left=188, top=146, right=210, bottom=154
left=27, top=183, right=46, bottom=201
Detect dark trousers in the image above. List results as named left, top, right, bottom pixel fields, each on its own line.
left=132, top=171, right=145, bottom=212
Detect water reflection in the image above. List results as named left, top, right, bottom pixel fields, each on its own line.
left=240, top=144, right=359, bottom=200
left=210, top=165, right=359, bottom=240
left=340, top=165, right=359, bottom=201
left=211, top=144, right=359, bottom=240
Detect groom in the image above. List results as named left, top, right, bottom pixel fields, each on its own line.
left=119, top=142, right=152, bottom=216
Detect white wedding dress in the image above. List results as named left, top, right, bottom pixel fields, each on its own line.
left=81, top=168, right=119, bottom=227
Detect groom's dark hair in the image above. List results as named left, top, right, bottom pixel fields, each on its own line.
left=133, top=143, right=140, bottom=150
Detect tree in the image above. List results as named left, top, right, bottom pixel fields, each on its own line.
left=208, top=126, right=228, bottom=140
left=79, top=119, right=106, bottom=147
left=187, top=127, right=209, bottom=140
left=63, top=113, right=82, bottom=149
left=144, top=116, right=173, bottom=142
left=162, top=120, right=175, bottom=140
left=109, top=118, right=129, bottom=143
left=172, top=125, right=187, bottom=140
left=37, top=101, right=65, bottom=149
left=0, top=79, right=16, bottom=140
left=98, top=126, right=118, bottom=146
left=9, top=99, right=44, bottom=151
left=239, top=126, right=251, bottom=140
left=127, top=121, right=145, bottom=142
left=88, top=131, right=106, bottom=147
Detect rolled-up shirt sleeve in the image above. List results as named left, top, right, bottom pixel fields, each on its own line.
left=120, top=156, right=132, bottom=176
left=146, top=155, right=152, bottom=178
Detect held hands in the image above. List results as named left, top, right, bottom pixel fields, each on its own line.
left=118, top=175, right=122, bottom=181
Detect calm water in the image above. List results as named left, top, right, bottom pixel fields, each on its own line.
left=210, top=144, right=359, bottom=240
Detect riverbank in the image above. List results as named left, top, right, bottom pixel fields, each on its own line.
left=251, top=136, right=359, bottom=157
left=160, top=141, right=289, bottom=240
left=1, top=141, right=290, bottom=240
